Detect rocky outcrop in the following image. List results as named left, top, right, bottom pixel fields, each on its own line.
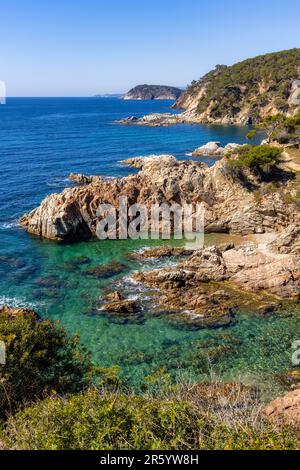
left=269, top=223, right=300, bottom=254
left=129, top=246, right=193, bottom=260
left=123, top=85, right=183, bottom=100
left=263, top=389, right=300, bottom=429
left=0, top=305, right=39, bottom=321
left=20, top=154, right=299, bottom=241
left=131, top=236, right=300, bottom=327
left=118, top=113, right=184, bottom=126
left=69, top=173, right=102, bottom=185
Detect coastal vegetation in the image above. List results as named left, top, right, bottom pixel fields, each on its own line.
left=0, top=306, right=95, bottom=416
left=0, top=306, right=299, bottom=450
left=0, top=357, right=299, bottom=450
left=226, top=145, right=282, bottom=178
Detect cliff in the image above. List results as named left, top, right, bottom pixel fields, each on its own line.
left=173, top=49, right=300, bottom=125
left=123, top=84, right=183, bottom=100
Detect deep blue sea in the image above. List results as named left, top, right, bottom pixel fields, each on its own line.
left=0, top=98, right=298, bottom=392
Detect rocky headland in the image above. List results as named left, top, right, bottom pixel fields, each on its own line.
left=123, top=84, right=183, bottom=100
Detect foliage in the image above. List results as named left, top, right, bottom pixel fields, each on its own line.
left=226, top=145, right=282, bottom=177
left=0, top=308, right=96, bottom=416
left=258, top=110, right=300, bottom=144
left=246, top=130, right=257, bottom=140
left=1, top=385, right=299, bottom=450
left=189, top=49, right=300, bottom=121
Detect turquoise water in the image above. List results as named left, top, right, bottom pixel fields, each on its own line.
left=0, top=98, right=299, bottom=392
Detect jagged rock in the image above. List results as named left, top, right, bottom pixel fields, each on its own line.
left=85, top=262, right=126, bottom=279
left=20, top=154, right=297, bottom=241
left=224, top=242, right=300, bottom=298
left=123, top=85, right=183, bottom=101
left=0, top=306, right=39, bottom=321
left=133, top=239, right=300, bottom=327
left=118, top=113, right=185, bottom=126
left=101, top=299, right=138, bottom=314
left=103, top=291, right=124, bottom=302
left=263, top=389, right=300, bottom=428
left=192, top=141, right=221, bottom=156
left=69, top=173, right=102, bottom=185
left=269, top=223, right=300, bottom=254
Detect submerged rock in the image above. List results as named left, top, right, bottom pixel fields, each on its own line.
left=97, top=292, right=142, bottom=324
left=129, top=246, right=193, bottom=260
left=85, top=261, right=127, bottom=279
left=35, top=276, right=63, bottom=288
left=103, top=291, right=124, bottom=302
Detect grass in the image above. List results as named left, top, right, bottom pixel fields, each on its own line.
left=0, top=381, right=299, bottom=450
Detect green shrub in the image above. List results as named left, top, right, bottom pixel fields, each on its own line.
left=259, top=110, right=300, bottom=145
left=227, top=145, right=281, bottom=176
left=0, top=307, right=95, bottom=416
left=246, top=130, right=257, bottom=140
left=1, top=387, right=299, bottom=450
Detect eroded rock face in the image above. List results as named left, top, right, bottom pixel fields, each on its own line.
left=132, top=238, right=300, bottom=327
left=263, top=389, right=300, bottom=429
left=269, top=223, right=300, bottom=254
left=0, top=305, right=39, bottom=321
left=20, top=155, right=297, bottom=241
left=129, top=246, right=193, bottom=260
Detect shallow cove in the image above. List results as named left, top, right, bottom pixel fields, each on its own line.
left=0, top=98, right=299, bottom=394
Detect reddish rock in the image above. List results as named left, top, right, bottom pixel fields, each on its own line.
left=263, top=389, right=300, bottom=428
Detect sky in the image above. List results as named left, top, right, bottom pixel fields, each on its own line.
left=0, top=0, right=299, bottom=96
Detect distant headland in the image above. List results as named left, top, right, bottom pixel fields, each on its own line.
left=122, top=84, right=183, bottom=100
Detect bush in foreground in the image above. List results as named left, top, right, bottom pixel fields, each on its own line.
left=0, top=306, right=95, bottom=416
left=1, top=384, right=299, bottom=450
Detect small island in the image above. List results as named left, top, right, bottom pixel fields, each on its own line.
left=123, top=84, right=183, bottom=100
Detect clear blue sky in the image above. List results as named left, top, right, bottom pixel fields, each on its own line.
left=0, top=0, right=299, bottom=96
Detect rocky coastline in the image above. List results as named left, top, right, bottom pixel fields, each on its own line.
left=15, top=140, right=300, bottom=435
left=19, top=148, right=300, bottom=329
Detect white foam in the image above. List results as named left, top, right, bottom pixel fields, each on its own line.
left=0, top=296, right=40, bottom=309
left=0, top=220, right=19, bottom=230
